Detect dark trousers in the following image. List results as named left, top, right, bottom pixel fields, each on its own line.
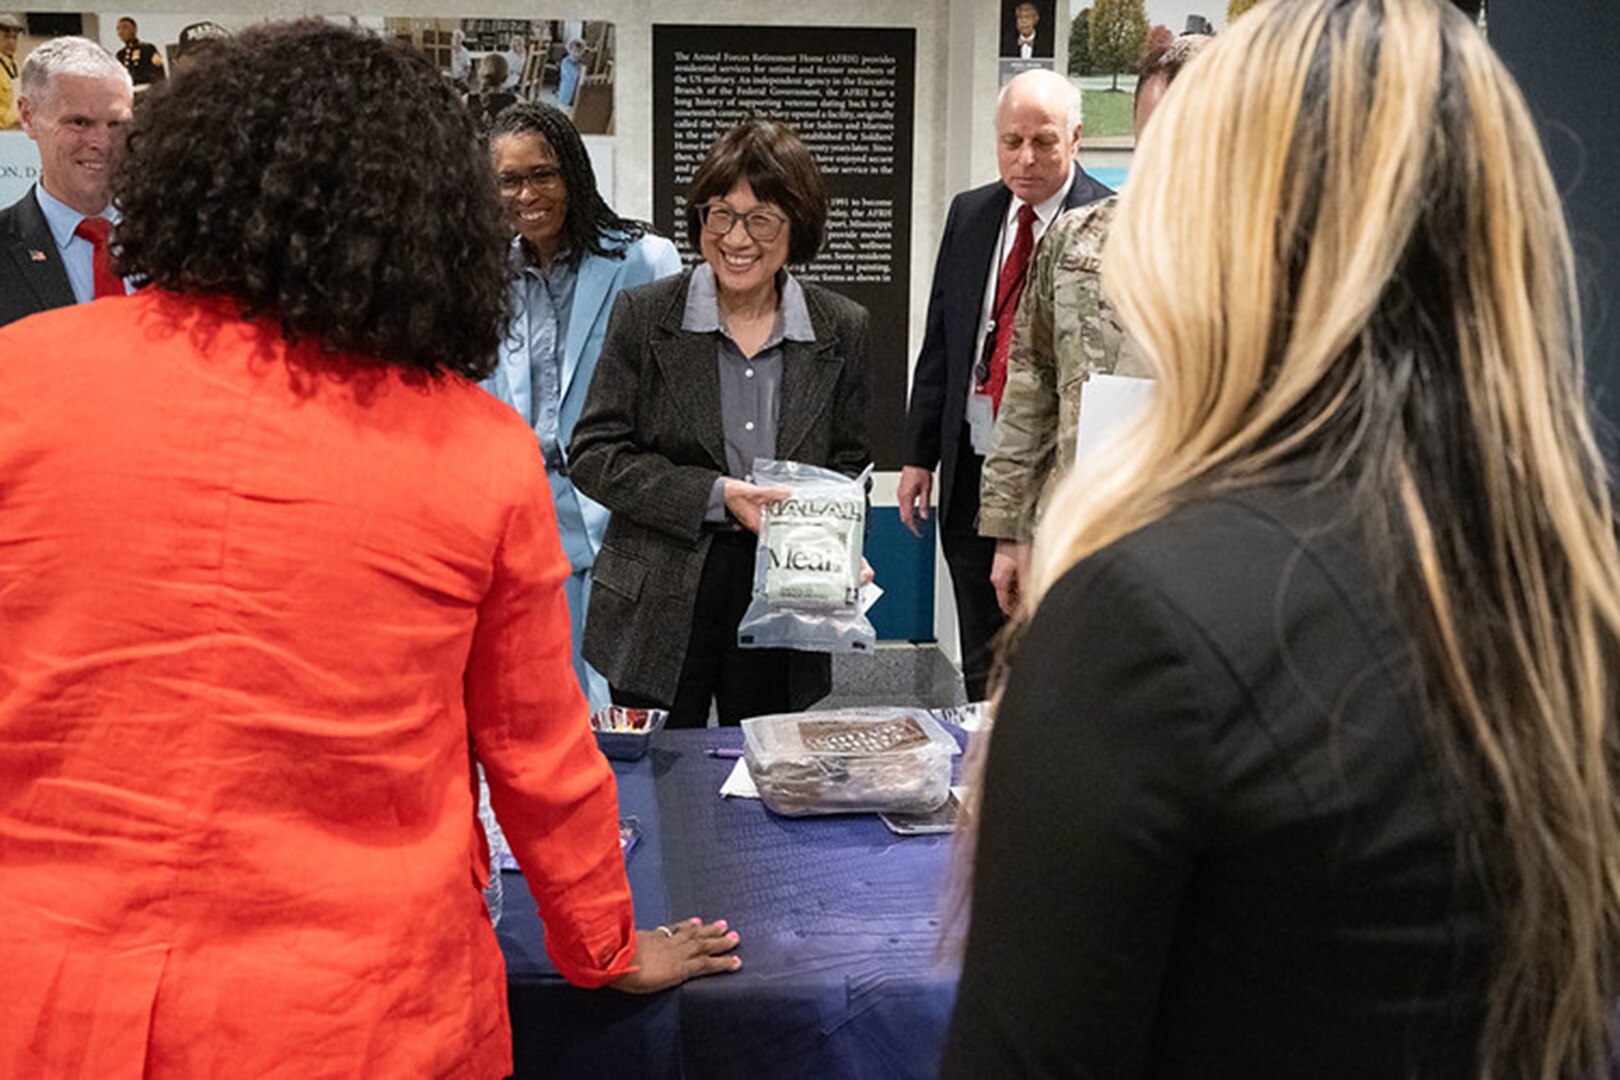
left=612, top=532, right=797, bottom=728
left=941, top=432, right=1006, bottom=702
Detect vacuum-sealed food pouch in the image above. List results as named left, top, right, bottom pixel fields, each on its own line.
left=739, top=459, right=876, bottom=653
left=741, top=708, right=958, bottom=816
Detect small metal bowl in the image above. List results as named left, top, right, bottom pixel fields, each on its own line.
left=590, top=706, right=668, bottom=761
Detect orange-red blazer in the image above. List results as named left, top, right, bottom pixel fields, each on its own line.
left=0, top=291, right=635, bottom=1077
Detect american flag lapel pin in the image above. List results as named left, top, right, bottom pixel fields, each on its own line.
left=29, top=250, right=47, bottom=262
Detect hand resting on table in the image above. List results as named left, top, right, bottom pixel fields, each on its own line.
left=609, top=917, right=742, bottom=993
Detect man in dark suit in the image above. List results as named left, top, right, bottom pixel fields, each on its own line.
left=0, top=36, right=133, bottom=328
left=898, top=68, right=1111, bottom=701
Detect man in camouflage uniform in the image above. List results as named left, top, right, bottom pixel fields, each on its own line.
left=978, top=197, right=1144, bottom=540
left=978, top=34, right=1210, bottom=616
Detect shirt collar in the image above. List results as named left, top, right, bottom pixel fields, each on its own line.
left=1006, top=163, right=1075, bottom=230
left=510, top=234, right=575, bottom=280
left=34, top=185, right=116, bottom=251
left=681, top=263, right=816, bottom=343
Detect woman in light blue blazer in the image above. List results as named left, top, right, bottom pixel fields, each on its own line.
left=482, top=102, right=682, bottom=710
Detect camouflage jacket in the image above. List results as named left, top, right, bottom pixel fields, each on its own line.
left=978, top=197, right=1147, bottom=541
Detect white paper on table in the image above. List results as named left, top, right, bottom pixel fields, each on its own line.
left=1076, top=374, right=1155, bottom=463
left=930, top=701, right=989, bottom=733
left=719, top=758, right=760, bottom=799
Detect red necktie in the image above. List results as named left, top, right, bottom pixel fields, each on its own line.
left=981, top=203, right=1036, bottom=415
left=73, top=217, right=124, bottom=300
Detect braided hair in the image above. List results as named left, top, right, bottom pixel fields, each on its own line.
left=488, top=101, right=648, bottom=261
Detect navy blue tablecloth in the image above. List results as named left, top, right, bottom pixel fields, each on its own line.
left=496, top=726, right=960, bottom=1079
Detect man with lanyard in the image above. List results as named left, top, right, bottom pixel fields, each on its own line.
left=0, top=36, right=133, bottom=327
left=897, top=68, right=1111, bottom=702
left=980, top=35, right=1213, bottom=619
left=115, top=18, right=167, bottom=86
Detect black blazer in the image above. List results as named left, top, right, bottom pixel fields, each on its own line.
left=944, top=478, right=1490, bottom=1077
left=0, top=188, right=76, bottom=329
left=569, top=270, right=872, bottom=704
left=902, top=170, right=1111, bottom=528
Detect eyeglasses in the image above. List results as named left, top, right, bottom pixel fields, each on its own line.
left=497, top=166, right=564, bottom=196
left=699, top=203, right=788, bottom=243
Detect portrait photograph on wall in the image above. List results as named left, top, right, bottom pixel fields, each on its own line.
left=997, top=0, right=1055, bottom=84
left=1000, top=0, right=1054, bottom=58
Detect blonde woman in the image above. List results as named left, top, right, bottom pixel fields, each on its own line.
left=944, top=1, right=1620, bottom=1077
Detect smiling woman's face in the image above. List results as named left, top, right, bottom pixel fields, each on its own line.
left=491, top=131, right=569, bottom=262
left=699, top=179, right=790, bottom=307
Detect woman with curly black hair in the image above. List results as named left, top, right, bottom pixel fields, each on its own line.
left=480, top=101, right=680, bottom=711
left=0, top=21, right=736, bottom=1077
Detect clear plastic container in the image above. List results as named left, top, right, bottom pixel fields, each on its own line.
left=589, top=705, right=668, bottom=761
left=741, top=708, right=957, bottom=817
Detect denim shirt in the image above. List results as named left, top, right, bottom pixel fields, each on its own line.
left=503, top=242, right=578, bottom=470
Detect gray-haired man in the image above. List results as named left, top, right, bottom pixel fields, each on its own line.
left=0, top=36, right=133, bottom=327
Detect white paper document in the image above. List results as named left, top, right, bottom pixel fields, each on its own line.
left=1076, top=374, right=1155, bottom=463
left=720, top=759, right=760, bottom=799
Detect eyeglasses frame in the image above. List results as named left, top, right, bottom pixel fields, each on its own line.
left=497, top=166, right=565, bottom=197
left=698, top=202, right=788, bottom=244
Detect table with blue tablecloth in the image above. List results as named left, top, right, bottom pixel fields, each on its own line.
left=496, top=725, right=961, bottom=1079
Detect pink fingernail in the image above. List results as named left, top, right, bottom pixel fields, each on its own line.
left=715, top=920, right=728, bottom=931
left=726, top=930, right=739, bottom=941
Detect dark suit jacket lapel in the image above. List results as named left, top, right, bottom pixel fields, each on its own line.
left=649, top=278, right=728, bottom=473
left=4, top=189, right=75, bottom=313
left=946, top=187, right=1011, bottom=377
left=777, top=331, right=840, bottom=461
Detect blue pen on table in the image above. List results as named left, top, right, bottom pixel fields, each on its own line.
left=706, top=747, right=745, bottom=759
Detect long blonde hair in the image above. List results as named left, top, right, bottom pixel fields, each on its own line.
left=1009, top=0, right=1620, bottom=1074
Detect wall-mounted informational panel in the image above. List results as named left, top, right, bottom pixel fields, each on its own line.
left=651, top=25, right=916, bottom=469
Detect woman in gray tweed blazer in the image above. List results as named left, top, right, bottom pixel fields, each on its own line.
left=569, top=118, right=870, bottom=728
